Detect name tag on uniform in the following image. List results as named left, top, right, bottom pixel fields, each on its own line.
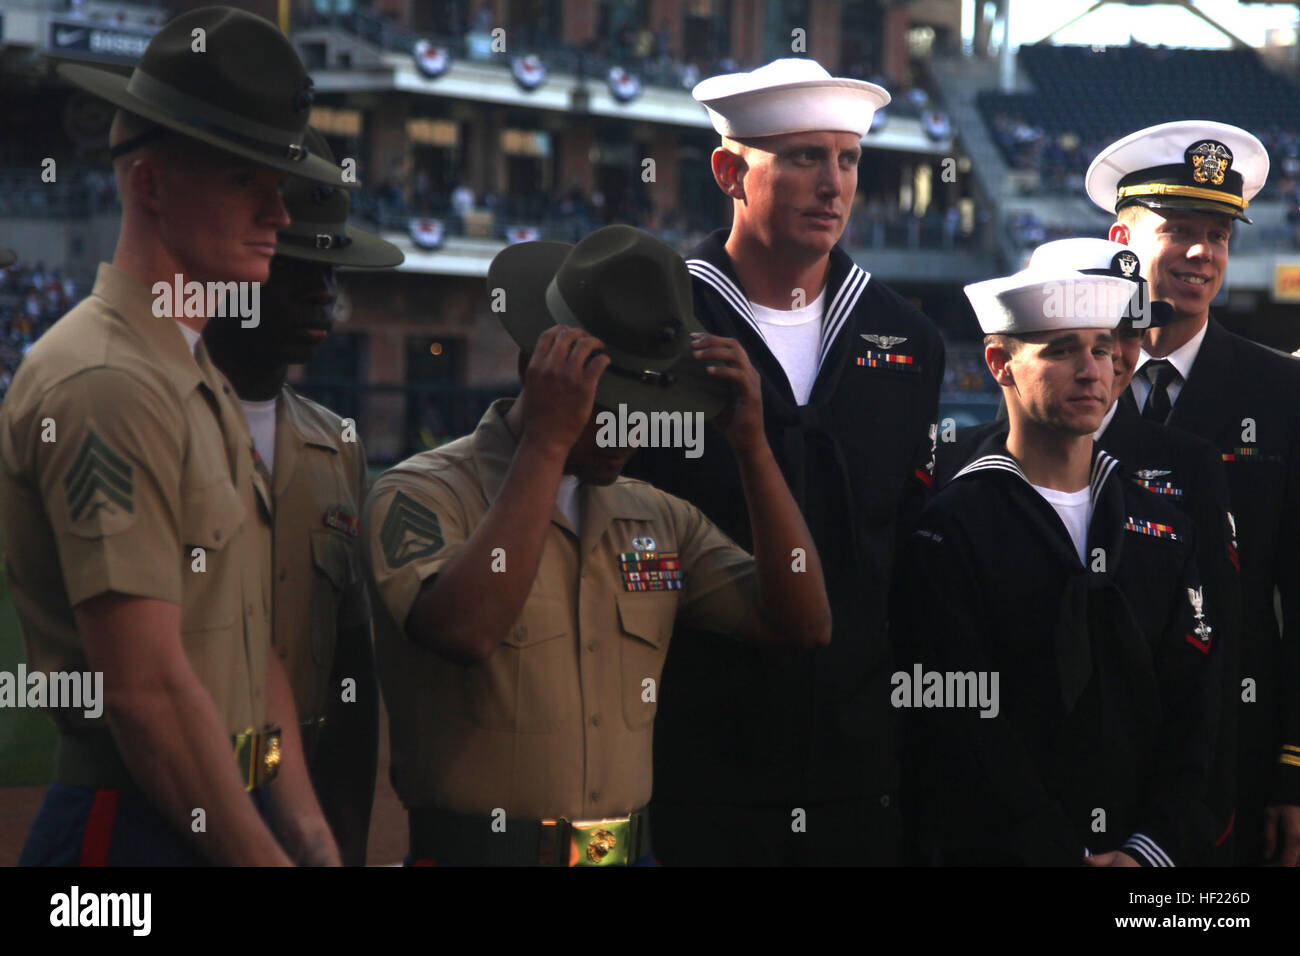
left=1123, top=517, right=1179, bottom=541
left=618, top=551, right=683, bottom=591
left=856, top=349, right=918, bottom=373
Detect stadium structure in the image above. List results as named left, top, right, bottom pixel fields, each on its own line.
left=1, top=0, right=1299, bottom=465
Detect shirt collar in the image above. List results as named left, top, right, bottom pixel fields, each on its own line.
left=471, top=398, right=657, bottom=524
left=1093, top=400, right=1119, bottom=440
left=91, top=262, right=203, bottom=396
left=173, top=320, right=201, bottom=355
left=1136, top=317, right=1208, bottom=382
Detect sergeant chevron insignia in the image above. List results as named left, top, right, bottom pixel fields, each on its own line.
left=63, top=428, right=134, bottom=532
left=380, top=490, right=443, bottom=568
left=861, top=334, right=908, bottom=348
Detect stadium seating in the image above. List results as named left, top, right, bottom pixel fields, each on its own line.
left=978, top=44, right=1300, bottom=198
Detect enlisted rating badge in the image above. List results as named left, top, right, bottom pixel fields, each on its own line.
left=1123, top=517, right=1179, bottom=541
left=380, top=490, right=443, bottom=568
left=619, top=547, right=683, bottom=591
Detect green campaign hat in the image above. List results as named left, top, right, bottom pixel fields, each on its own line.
left=487, top=225, right=732, bottom=419
left=276, top=128, right=403, bottom=267
left=57, top=5, right=353, bottom=188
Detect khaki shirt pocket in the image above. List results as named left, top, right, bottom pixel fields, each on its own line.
left=459, top=596, right=570, bottom=733
left=617, top=594, right=673, bottom=729
left=179, top=480, right=245, bottom=632
left=310, top=530, right=350, bottom=667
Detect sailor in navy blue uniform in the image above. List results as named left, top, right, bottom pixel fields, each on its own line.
left=625, top=58, right=944, bottom=864
left=934, top=238, right=1242, bottom=862
left=1089, top=121, right=1300, bottom=866
left=896, top=254, right=1222, bottom=866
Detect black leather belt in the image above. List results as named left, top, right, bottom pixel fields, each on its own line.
left=409, top=806, right=652, bottom=866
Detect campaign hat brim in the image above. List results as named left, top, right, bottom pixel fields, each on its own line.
left=275, top=222, right=404, bottom=268
left=487, top=241, right=730, bottom=419
left=57, top=62, right=352, bottom=188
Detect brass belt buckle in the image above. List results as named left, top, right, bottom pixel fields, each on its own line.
left=232, top=725, right=283, bottom=790
left=567, top=816, right=632, bottom=866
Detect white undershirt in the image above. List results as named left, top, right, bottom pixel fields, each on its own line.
left=556, top=474, right=581, bottom=532
left=1030, top=483, right=1093, bottom=565
left=749, top=286, right=826, bottom=406
left=241, top=398, right=278, bottom=474
left=174, top=320, right=201, bottom=355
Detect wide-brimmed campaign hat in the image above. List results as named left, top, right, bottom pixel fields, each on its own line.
left=1026, top=238, right=1174, bottom=329
left=276, top=128, right=403, bottom=268
left=487, top=225, right=732, bottom=418
left=57, top=6, right=352, bottom=188
left=1085, top=120, right=1267, bottom=224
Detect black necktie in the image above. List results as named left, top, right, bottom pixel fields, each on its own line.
left=1141, top=359, right=1180, bottom=424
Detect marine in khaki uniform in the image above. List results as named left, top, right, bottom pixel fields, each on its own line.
left=0, top=8, right=352, bottom=866
left=203, top=127, right=404, bottom=865
left=364, top=226, right=833, bottom=865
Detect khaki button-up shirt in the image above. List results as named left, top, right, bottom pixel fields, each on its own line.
left=363, top=399, right=756, bottom=820
left=269, top=385, right=370, bottom=725
left=0, top=263, right=273, bottom=785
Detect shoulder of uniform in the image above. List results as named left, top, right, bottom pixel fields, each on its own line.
left=1217, top=324, right=1300, bottom=378
left=370, top=439, right=474, bottom=494
left=9, top=301, right=166, bottom=403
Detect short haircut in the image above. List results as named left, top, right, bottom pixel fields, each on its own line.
left=984, top=333, right=1025, bottom=355
left=1115, top=205, right=1148, bottom=228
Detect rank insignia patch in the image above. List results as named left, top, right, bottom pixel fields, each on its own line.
left=380, top=491, right=443, bottom=568
left=1123, top=517, right=1179, bottom=541
left=64, top=428, right=134, bottom=527
left=856, top=350, right=918, bottom=373
left=324, top=504, right=360, bottom=537
left=1111, top=250, right=1140, bottom=277
left=618, top=550, right=683, bottom=591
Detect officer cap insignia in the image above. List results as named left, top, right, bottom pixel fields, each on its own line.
left=861, top=334, right=908, bottom=348
left=64, top=428, right=134, bottom=527
left=1187, top=141, right=1232, bottom=186
left=1134, top=469, right=1172, bottom=479
left=379, top=491, right=444, bottom=568
left=1112, top=250, right=1140, bottom=278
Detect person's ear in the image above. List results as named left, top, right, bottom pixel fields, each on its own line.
left=986, top=343, right=1016, bottom=388
left=711, top=147, right=746, bottom=200
left=1108, top=221, right=1130, bottom=244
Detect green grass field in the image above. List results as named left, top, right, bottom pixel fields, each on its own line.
left=0, top=558, right=57, bottom=786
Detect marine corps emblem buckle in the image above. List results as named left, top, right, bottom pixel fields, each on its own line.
left=1187, top=141, right=1232, bottom=186
left=586, top=828, right=617, bottom=863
